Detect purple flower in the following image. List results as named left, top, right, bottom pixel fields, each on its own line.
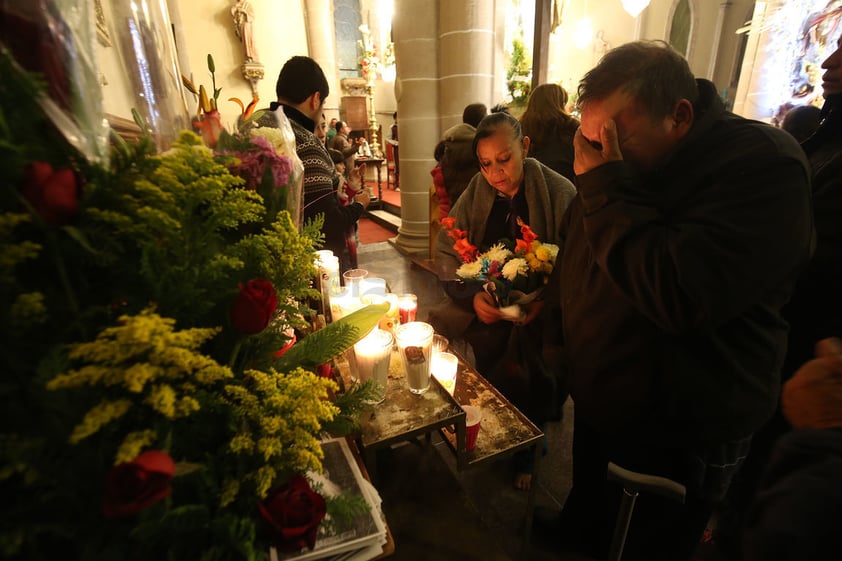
left=227, top=136, right=293, bottom=191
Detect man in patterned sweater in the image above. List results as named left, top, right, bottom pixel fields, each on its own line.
left=269, top=56, right=370, bottom=273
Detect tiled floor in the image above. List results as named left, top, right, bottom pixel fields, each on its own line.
left=357, top=241, right=576, bottom=561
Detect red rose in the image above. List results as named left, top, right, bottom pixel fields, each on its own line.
left=230, top=279, right=278, bottom=334
left=21, top=161, right=79, bottom=225
left=259, top=474, right=326, bottom=552
left=102, top=450, right=175, bottom=518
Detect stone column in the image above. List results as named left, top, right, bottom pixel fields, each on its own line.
left=391, top=0, right=440, bottom=256
left=438, top=1, right=496, bottom=128
left=303, top=0, right=340, bottom=113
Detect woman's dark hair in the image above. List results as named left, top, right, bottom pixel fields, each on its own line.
left=275, top=56, right=329, bottom=104
left=578, top=41, right=697, bottom=120
left=472, top=111, right=523, bottom=155
left=520, top=83, right=578, bottom=146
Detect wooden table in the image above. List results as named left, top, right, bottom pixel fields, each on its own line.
left=335, top=345, right=544, bottom=549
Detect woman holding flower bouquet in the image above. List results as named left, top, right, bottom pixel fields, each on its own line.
left=432, top=111, right=577, bottom=490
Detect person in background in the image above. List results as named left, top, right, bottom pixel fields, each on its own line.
left=387, top=111, right=399, bottom=189
left=742, top=337, right=842, bottom=561
left=781, top=104, right=822, bottom=143
left=436, top=102, right=487, bottom=206
left=315, top=112, right=328, bottom=146
left=330, top=120, right=363, bottom=173
left=326, top=117, right=338, bottom=145
left=490, top=103, right=511, bottom=114
left=715, top=35, right=842, bottom=561
left=433, top=112, right=576, bottom=491
left=519, top=83, right=580, bottom=181
left=547, top=41, right=812, bottom=561
left=430, top=141, right=450, bottom=220
left=329, top=148, right=361, bottom=269
left=268, top=56, right=369, bottom=274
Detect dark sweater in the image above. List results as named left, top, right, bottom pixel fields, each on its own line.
left=557, top=79, right=813, bottom=446
left=281, top=105, right=364, bottom=273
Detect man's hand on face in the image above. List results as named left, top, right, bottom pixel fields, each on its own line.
left=573, top=118, right=623, bottom=176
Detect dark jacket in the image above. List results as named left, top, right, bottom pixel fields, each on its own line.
left=742, top=428, right=842, bottom=561
left=280, top=105, right=364, bottom=273
left=439, top=123, right=479, bottom=205
left=781, top=94, right=842, bottom=377
left=527, top=117, right=579, bottom=182
left=557, top=79, right=813, bottom=446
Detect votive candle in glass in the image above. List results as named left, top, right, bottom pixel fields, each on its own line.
left=343, top=268, right=368, bottom=298
left=398, top=293, right=418, bottom=324
left=353, top=328, right=393, bottom=403
left=395, top=321, right=434, bottom=394
left=431, top=352, right=458, bottom=395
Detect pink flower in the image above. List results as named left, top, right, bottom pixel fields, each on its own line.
left=227, top=136, right=293, bottom=191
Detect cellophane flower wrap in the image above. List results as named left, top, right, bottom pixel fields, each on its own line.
left=0, top=45, right=385, bottom=561
left=441, top=216, right=559, bottom=319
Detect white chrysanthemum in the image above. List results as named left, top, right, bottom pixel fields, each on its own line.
left=456, top=259, right=483, bottom=279
left=501, top=258, right=528, bottom=281
left=251, top=128, right=291, bottom=157
left=483, top=243, right=513, bottom=264
left=543, top=243, right=560, bottom=261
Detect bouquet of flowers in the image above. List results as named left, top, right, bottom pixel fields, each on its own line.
left=441, top=216, right=559, bottom=321
left=0, top=40, right=384, bottom=561
left=357, top=24, right=379, bottom=82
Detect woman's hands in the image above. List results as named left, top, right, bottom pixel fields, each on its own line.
left=473, top=292, right=544, bottom=326
left=473, top=291, right=503, bottom=324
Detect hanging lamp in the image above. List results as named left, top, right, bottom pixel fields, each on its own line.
left=621, top=0, right=650, bottom=18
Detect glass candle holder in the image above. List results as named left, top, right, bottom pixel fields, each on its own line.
left=353, top=328, right=393, bottom=403
left=343, top=268, right=368, bottom=298
left=397, top=293, right=418, bottom=324
left=431, top=352, right=458, bottom=395
left=395, top=321, right=434, bottom=394
left=432, top=334, right=449, bottom=357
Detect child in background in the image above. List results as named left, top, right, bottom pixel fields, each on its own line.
left=329, top=148, right=361, bottom=268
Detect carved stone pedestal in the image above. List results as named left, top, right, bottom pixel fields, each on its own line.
left=241, top=61, right=264, bottom=98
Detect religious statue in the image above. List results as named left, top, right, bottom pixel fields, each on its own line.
left=231, top=0, right=257, bottom=62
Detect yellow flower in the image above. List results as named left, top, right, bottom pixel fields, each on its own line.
left=254, top=465, right=277, bottom=498
left=69, top=399, right=132, bottom=444
left=534, top=245, right=551, bottom=262
left=115, top=430, right=157, bottom=464
left=257, top=437, right=283, bottom=461
left=230, top=434, right=255, bottom=454
left=123, top=363, right=160, bottom=393
left=145, top=384, right=177, bottom=418
left=176, top=395, right=201, bottom=416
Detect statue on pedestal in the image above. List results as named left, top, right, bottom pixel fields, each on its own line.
left=231, top=0, right=257, bottom=62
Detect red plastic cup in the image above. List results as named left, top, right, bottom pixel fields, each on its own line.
left=462, top=405, right=482, bottom=452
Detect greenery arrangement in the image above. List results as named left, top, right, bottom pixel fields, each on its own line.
left=0, top=47, right=384, bottom=561
left=506, top=37, right=533, bottom=106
